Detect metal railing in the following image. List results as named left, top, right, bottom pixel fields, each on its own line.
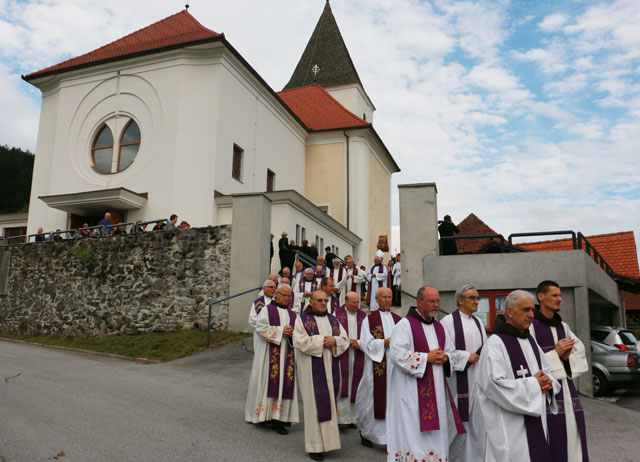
left=206, top=286, right=261, bottom=348
left=508, top=230, right=577, bottom=248
left=577, top=232, right=614, bottom=275
left=294, top=250, right=317, bottom=268
left=439, top=233, right=507, bottom=254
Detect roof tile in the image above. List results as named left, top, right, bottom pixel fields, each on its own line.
left=455, top=213, right=500, bottom=254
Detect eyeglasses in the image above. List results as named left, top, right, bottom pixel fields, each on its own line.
left=465, top=296, right=482, bottom=302
left=312, top=298, right=329, bottom=303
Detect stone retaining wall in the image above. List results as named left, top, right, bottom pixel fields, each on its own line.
left=0, top=226, right=231, bottom=338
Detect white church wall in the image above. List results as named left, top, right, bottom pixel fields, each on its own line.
left=326, top=83, right=374, bottom=123
left=346, top=136, right=371, bottom=265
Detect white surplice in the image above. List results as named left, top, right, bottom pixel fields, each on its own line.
left=472, top=333, right=561, bottom=462
left=440, top=311, right=487, bottom=462
left=294, top=280, right=316, bottom=313
left=293, top=314, right=350, bottom=454
left=386, top=318, right=459, bottom=462
left=529, top=321, right=589, bottom=462
left=344, top=266, right=366, bottom=301
left=328, top=266, right=348, bottom=305
left=244, top=305, right=299, bottom=424
left=368, top=264, right=389, bottom=311
left=355, top=311, right=397, bottom=445
left=337, top=309, right=365, bottom=424
left=248, top=296, right=272, bottom=349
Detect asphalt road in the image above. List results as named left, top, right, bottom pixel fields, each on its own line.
left=1, top=339, right=639, bottom=462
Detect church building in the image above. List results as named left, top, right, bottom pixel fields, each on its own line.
left=18, top=1, right=399, bottom=266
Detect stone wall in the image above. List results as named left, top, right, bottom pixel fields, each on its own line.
left=0, top=226, right=231, bottom=338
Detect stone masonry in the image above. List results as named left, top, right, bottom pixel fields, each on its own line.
left=0, top=226, right=231, bottom=338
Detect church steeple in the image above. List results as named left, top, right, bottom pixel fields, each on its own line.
left=283, top=1, right=363, bottom=90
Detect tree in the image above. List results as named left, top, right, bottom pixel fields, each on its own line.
left=0, top=145, right=34, bottom=213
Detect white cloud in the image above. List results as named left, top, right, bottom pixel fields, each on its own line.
left=539, top=13, right=568, bottom=32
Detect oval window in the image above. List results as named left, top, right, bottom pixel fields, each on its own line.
left=90, top=119, right=141, bottom=174
left=91, top=124, right=113, bottom=174
left=118, top=120, right=140, bottom=171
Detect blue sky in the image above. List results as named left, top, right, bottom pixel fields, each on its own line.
left=1, top=0, right=639, bottom=260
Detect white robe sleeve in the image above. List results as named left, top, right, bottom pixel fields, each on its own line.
left=358, top=317, right=387, bottom=363
left=352, top=270, right=365, bottom=284
left=388, top=320, right=428, bottom=378
left=332, top=322, right=350, bottom=358
left=565, top=322, right=588, bottom=380
left=375, top=268, right=387, bottom=282
left=255, top=307, right=283, bottom=345
left=248, top=302, right=258, bottom=328
left=441, top=314, right=470, bottom=372
left=293, top=316, right=324, bottom=358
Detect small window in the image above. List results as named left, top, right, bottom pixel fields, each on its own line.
left=92, top=124, right=114, bottom=174
left=91, top=119, right=140, bottom=174
left=232, top=144, right=243, bottom=181
left=118, top=120, right=141, bottom=171
left=301, top=227, right=306, bottom=242
left=296, top=225, right=301, bottom=244
left=266, top=169, right=275, bottom=192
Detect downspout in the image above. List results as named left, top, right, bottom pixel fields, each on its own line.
left=344, top=130, right=350, bottom=229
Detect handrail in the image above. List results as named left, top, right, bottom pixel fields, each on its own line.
left=294, top=250, right=317, bottom=268
left=206, top=286, right=262, bottom=348
left=577, top=232, right=614, bottom=275
left=508, top=230, right=576, bottom=249
left=399, top=288, right=450, bottom=315
left=440, top=234, right=506, bottom=254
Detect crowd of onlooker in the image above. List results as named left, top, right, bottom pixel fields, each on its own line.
left=16, top=212, right=191, bottom=244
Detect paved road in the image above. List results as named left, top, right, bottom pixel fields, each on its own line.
left=1, top=339, right=639, bottom=462
left=596, top=382, right=640, bottom=412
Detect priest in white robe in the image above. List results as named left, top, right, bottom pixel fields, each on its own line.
left=249, top=280, right=277, bottom=349
left=387, top=286, right=466, bottom=462
left=335, top=291, right=367, bottom=427
left=320, top=276, right=340, bottom=315
left=355, top=287, right=402, bottom=447
left=327, top=258, right=348, bottom=305
left=245, top=284, right=299, bottom=434
left=367, top=253, right=389, bottom=311
left=441, top=284, right=487, bottom=462
left=530, top=280, right=589, bottom=462
left=294, top=268, right=318, bottom=313
left=293, top=289, right=350, bottom=461
left=473, top=290, right=561, bottom=462
left=343, top=255, right=365, bottom=302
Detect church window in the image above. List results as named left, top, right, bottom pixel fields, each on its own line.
left=266, top=169, right=275, bottom=192
left=91, top=124, right=114, bottom=174
left=91, top=119, right=141, bottom=174
left=232, top=144, right=243, bottom=182
left=118, top=120, right=141, bottom=172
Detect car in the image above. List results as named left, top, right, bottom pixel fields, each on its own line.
left=590, top=340, right=640, bottom=396
left=590, top=325, right=638, bottom=352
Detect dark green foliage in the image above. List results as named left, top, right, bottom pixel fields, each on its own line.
left=0, top=145, right=34, bottom=213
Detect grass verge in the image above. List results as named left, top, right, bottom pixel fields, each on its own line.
left=0, top=329, right=250, bottom=362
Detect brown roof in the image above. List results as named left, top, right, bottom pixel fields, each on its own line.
left=283, top=1, right=363, bottom=90
left=278, top=85, right=369, bottom=131
left=518, top=231, right=640, bottom=279
left=24, top=10, right=221, bottom=80
left=456, top=213, right=501, bottom=254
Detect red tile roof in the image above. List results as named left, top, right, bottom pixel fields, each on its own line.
left=621, top=290, right=640, bottom=310
left=517, top=231, right=640, bottom=279
left=25, top=10, right=220, bottom=80
left=277, top=85, right=370, bottom=131
left=455, top=213, right=501, bottom=254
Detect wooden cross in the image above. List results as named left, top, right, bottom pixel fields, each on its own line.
left=516, top=364, right=529, bottom=378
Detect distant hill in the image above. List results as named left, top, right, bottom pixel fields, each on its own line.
left=0, top=145, right=34, bottom=214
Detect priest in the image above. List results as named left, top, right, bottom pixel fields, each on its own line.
left=335, top=291, right=367, bottom=428
left=295, top=268, right=318, bottom=312
left=244, top=284, right=298, bottom=435
left=327, top=258, right=348, bottom=304
left=343, top=255, right=365, bottom=302
left=530, top=280, right=589, bottom=462
left=473, top=290, right=560, bottom=461
left=440, top=284, right=487, bottom=462
left=367, top=251, right=389, bottom=311
left=386, top=286, right=465, bottom=462
left=355, top=287, right=402, bottom=447
left=293, top=290, right=350, bottom=461
left=320, top=277, right=340, bottom=315
left=249, top=279, right=277, bottom=348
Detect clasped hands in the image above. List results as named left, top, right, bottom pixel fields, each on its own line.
left=427, top=348, right=448, bottom=365
left=555, top=338, right=575, bottom=360
left=283, top=325, right=294, bottom=337
left=535, top=370, right=553, bottom=393
left=323, top=336, right=337, bottom=349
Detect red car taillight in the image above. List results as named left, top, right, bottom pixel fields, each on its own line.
left=628, top=355, right=637, bottom=368
left=614, top=344, right=629, bottom=351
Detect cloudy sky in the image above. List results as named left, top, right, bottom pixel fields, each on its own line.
left=1, top=0, right=639, bottom=256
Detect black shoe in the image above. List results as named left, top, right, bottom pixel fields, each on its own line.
left=360, top=431, right=374, bottom=448
left=309, top=453, right=323, bottom=461
left=270, top=421, right=288, bottom=435
left=348, top=423, right=357, bottom=429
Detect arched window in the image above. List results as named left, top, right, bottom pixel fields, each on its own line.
left=90, top=119, right=141, bottom=174
left=118, top=120, right=141, bottom=171
left=91, top=124, right=114, bottom=174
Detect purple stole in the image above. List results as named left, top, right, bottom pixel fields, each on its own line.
left=533, top=319, right=589, bottom=462
left=299, top=279, right=318, bottom=293
left=300, top=311, right=342, bottom=422
left=329, top=266, right=344, bottom=284
left=347, top=267, right=359, bottom=292
left=266, top=304, right=296, bottom=400
left=368, top=309, right=402, bottom=419
left=495, top=333, right=553, bottom=462
left=328, top=295, right=339, bottom=315
left=253, top=296, right=266, bottom=315
left=452, top=310, right=484, bottom=421
left=335, top=306, right=366, bottom=402
left=407, top=317, right=466, bottom=435
left=366, top=264, right=386, bottom=305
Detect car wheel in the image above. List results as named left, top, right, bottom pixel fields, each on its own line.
left=593, top=370, right=607, bottom=397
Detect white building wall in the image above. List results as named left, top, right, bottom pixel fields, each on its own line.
left=326, top=84, right=374, bottom=123
left=347, top=136, right=371, bottom=265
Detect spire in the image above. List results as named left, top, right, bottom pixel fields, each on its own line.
left=283, top=1, right=362, bottom=90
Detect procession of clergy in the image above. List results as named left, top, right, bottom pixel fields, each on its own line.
left=244, top=251, right=589, bottom=462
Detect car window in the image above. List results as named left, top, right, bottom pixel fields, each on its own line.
left=619, top=330, right=638, bottom=345
left=591, top=330, right=609, bottom=342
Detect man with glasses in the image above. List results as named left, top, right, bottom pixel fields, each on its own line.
left=245, top=284, right=298, bottom=435
left=293, top=290, right=349, bottom=461
left=441, top=284, right=487, bottom=462
left=474, top=290, right=560, bottom=461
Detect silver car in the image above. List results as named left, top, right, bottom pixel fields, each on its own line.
left=590, top=340, right=640, bottom=396
left=590, top=325, right=638, bottom=352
